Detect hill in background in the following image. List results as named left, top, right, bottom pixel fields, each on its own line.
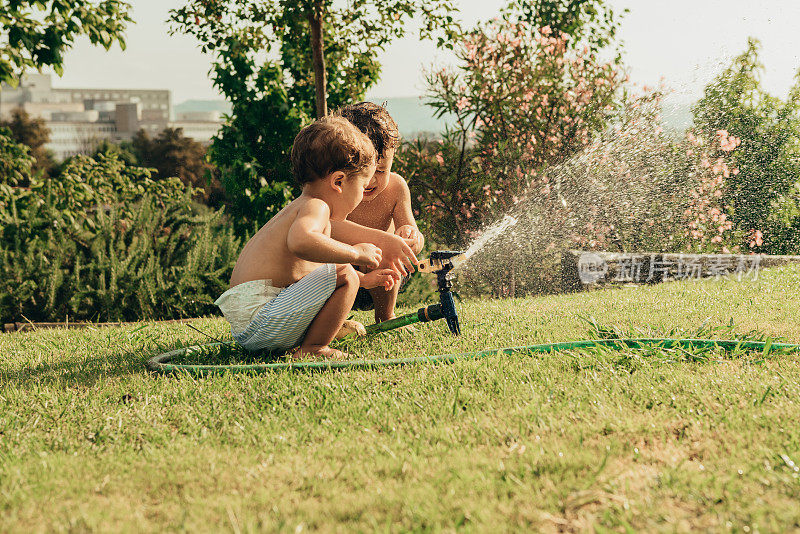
left=172, top=97, right=454, bottom=137
left=173, top=100, right=232, bottom=117
left=173, top=96, right=693, bottom=138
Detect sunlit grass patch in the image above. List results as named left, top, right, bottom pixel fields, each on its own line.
left=2, top=265, right=800, bottom=532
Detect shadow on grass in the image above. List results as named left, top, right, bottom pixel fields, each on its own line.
left=0, top=321, right=376, bottom=385
left=165, top=341, right=290, bottom=367
left=0, top=336, right=291, bottom=388
left=0, top=339, right=182, bottom=388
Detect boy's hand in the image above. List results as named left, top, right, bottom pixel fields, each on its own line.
left=360, top=268, right=400, bottom=290
left=395, top=224, right=424, bottom=253
left=379, top=234, right=418, bottom=276
left=353, top=243, right=382, bottom=269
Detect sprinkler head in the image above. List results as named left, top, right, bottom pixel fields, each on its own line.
left=417, top=250, right=467, bottom=274
left=416, top=250, right=465, bottom=335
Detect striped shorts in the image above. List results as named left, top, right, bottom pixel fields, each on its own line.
left=233, top=264, right=337, bottom=352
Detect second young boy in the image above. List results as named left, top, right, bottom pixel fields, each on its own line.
left=337, top=102, right=426, bottom=323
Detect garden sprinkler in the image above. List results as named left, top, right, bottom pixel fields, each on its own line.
left=363, top=250, right=466, bottom=336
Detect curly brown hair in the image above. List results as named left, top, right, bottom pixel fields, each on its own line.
left=336, top=101, right=400, bottom=161
left=290, top=116, right=376, bottom=185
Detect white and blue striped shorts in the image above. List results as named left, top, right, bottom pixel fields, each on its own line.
left=233, top=264, right=337, bottom=352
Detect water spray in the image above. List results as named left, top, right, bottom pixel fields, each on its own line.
left=363, top=215, right=516, bottom=337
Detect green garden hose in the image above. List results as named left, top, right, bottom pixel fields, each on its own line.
left=146, top=338, right=800, bottom=376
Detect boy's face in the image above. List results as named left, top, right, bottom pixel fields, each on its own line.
left=361, top=147, right=395, bottom=202
left=337, top=162, right=376, bottom=216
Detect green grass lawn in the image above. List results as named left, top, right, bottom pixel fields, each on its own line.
left=3, top=265, right=800, bottom=532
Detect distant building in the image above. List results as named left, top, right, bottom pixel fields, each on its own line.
left=170, top=110, right=225, bottom=144
left=0, top=74, right=223, bottom=161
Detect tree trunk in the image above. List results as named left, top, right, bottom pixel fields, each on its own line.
left=308, top=2, right=327, bottom=118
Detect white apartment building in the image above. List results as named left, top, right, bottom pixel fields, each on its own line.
left=0, top=74, right=223, bottom=161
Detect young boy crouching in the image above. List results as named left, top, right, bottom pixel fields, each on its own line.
left=215, top=117, right=399, bottom=359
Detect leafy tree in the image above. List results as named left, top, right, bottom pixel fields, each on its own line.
left=693, top=38, right=800, bottom=253
left=0, top=107, right=54, bottom=176
left=169, top=0, right=460, bottom=233
left=132, top=128, right=223, bottom=206
left=37, top=152, right=190, bottom=231
left=91, top=139, right=138, bottom=167
left=503, top=0, right=624, bottom=51
left=171, top=1, right=459, bottom=118
left=0, top=0, right=132, bottom=84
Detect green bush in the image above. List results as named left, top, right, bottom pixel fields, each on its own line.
left=693, top=38, right=800, bottom=254
left=44, top=152, right=190, bottom=227
left=0, top=134, right=240, bottom=323
left=0, top=127, right=35, bottom=187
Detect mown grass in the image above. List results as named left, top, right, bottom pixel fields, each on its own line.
left=2, top=265, right=800, bottom=532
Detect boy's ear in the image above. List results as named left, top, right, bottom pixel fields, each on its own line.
left=330, top=171, right=346, bottom=193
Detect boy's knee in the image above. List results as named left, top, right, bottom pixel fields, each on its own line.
left=336, top=264, right=360, bottom=288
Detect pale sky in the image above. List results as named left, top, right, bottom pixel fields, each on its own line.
left=49, top=0, right=800, bottom=105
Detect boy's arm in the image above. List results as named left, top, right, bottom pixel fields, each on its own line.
left=288, top=200, right=380, bottom=267
left=330, top=219, right=418, bottom=273
left=391, top=175, right=425, bottom=254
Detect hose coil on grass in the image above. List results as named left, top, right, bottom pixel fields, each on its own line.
left=146, top=338, right=800, bottom=376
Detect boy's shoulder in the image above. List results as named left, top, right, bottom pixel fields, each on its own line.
left=293, top=195, right=331, bottom=217
left=387, top=171, right=410, bottom=192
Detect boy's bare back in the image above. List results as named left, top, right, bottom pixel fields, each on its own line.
left=229, top=196, right=328, bottom=289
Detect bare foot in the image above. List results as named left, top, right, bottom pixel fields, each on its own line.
left=290, top=345, right=352, bottom=361
left=334, top=319, right=367, bottom=340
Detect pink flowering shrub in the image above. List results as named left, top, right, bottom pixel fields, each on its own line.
left=681, top=129, right=745, bottom=253
left=396, top=19, right=624, bottom=248
left=411, top=84, right=744, bottom=296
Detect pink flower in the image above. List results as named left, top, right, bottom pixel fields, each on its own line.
left=435, top=154, right=444, bottom=165
left=748, top=229, right=764, bottom=248
left=456, top=96, right=470, bottom=111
